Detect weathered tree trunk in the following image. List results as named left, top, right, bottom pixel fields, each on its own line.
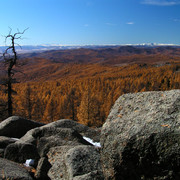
left=3, top=28, right=28, bottom=117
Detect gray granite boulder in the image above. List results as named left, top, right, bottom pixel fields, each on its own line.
left=47, top=145, right=103, bottom=180
left=101, top=90, right=180, bottom=180
left=39, top=119, right=101, bottom=142
left=4, top=142, right=39, bottom=164
left=0, top=136, right=16, bottom=148
left=65, top=145, right=102, bottom=179
left=0, top=157, right=33, bottom=180
left=5, top=126, right=90, bottom=163
left=18, top=119, right=100, bottom=145
left=0, top=116, right=44, bottom=138
left=47, top=146, right=75, bottom=180
left=36, top=127, right=92, bottom=157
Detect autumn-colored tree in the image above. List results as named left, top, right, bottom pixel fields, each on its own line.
left=43, top=95, right=58, bottom=122
left=2, top=60, right=179, bottom=126
left=77, top=89, right=101, bottom=127
left=17, top=84, right=33, bottom=119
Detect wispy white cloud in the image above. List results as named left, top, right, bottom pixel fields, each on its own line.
left=141, top=0, right=180, bottom=6
left=105, top=23, right=117, bottom=26
left=126, top=22, right=135, bottom=25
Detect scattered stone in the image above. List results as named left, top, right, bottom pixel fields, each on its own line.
left=4, top=142, right=39, bottom=164
left=36, top=127, right=92, bottom=157
left=47, top=145, right=103, bottom=180
left=0, top=116, right=44, bottom=138
left=101, top=90, right=180, bottom=180
left=65, top=145, right=102, bottom=179
left=0, top=157, right=33, bottom=180
left=0, top=136, right=16, bottom=148
left=47, top=146, right=74, bottom=180
left=41, top=119, right=101, bottom=142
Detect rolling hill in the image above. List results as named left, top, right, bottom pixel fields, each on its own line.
left=11, top=45, right=180, bottom=82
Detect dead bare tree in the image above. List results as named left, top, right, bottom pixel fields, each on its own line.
left=2, top=28, right=28, bottom=117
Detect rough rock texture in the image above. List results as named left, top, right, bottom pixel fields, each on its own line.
left=0, top=116, right=44, bottom=138
left=73, top=170, right=104, bottom=180
left=38, top=119, right=101, bottom=142
left=4, top=142, right=40, bottom=164
left=47, top=146, right=74, bottom=180
left=36, top=127, right=92, bottom=157
left=18, top=119, right=100, bottom=145
left=0, top=136, right=16, bottom=148
left=101, top=90, right=180, bottom=180
left=0, top=157, right=33, bottom=180
left=65, top=145, right=102, bottom=179
left=35, top=157, right=51, bottom=180
left=0, top=149, right=4, bottom=157
left=0, top=117, right=102, bottom=179
left=47, top=145, right=103, bottom=180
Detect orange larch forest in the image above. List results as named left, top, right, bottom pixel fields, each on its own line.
left=0, top=47, right=180, bottom=126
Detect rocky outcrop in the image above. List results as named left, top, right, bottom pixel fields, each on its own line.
left=1, top=118, right=101, bottom=179
left=1, top=90, right=180, bottom=180
left=0, top=116, right=44, bottom=138
left=47, top=145, right=103, bottom=180
left=101, top=90, right=180, bottom=180
left=0, top=157, right=34, bottom=180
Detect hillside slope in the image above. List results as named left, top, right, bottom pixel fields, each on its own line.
left=1, top=46, right=179, bottom=82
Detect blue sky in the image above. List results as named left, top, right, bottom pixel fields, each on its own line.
left=0, top=0, right=180, bottom=45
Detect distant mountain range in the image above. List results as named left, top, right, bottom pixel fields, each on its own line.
left=0, top=43, right=180, bottom=54
left=17, top=45, right=180, bottom=63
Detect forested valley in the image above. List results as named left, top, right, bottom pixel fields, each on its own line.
left=0, top=46, right=180, bottom=126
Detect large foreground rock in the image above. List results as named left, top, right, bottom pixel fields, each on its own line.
left=0, top=158, right=33, bottom=180
left=0, top=116, right=44, bottom=138
left=101, top=90, right=180, bottom=180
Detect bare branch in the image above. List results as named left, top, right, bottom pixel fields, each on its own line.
left=14, top=28, right=29, bottom=38
left=8, top=27, right=12, bottom=36
left=1, top=27, right=28, bottom=117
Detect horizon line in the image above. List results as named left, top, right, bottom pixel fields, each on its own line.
left=0, top=43, right=180, bottom=47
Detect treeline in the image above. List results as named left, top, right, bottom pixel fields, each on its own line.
left=0, top=62, right=179, bottom=126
